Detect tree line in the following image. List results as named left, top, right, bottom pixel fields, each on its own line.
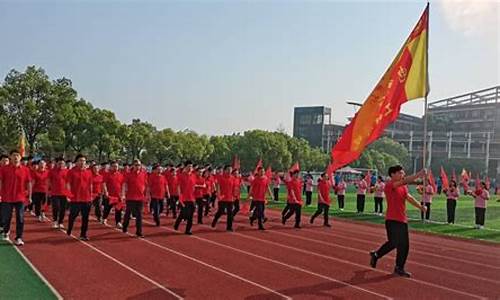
left=0, top=66, right=411, bottom=172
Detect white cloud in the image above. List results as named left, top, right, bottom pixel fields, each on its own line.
left=438, top=0, right=498, bottom=37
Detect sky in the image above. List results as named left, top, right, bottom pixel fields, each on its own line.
left=0, top=0, right=498, bottom=135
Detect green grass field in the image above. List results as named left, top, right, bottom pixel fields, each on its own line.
left=0, top=240, right=57, bottom=299
left=256, top=187, right=500, bottom=243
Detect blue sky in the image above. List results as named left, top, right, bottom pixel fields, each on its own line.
left=0, top=0, right=498, bottom=135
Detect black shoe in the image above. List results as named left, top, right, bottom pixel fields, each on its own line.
left=137, top=234, right=145, bottom=238
left=155, top=222, right=160, bottom=227
left=258, top=227, right=265, bottom=231
left=369, top=251, right=378, bottom=268
left=263, top=217, right=268, bottom=223
left=185, top=231, right=192, bottom=235
left=66, top=231, right=71, bottom=236
left=310, top=218, right=314, bottom=224
left=249, top=217, right=254, bottom=227
left=79, top=236, right=89, bottom=241
left=394, top=267, right=411, bottom=278
left=122, top=228, right=128, bottom=234
left=281, top=217, right=286, bottom=225
left=227, top=228, right=233, bottom=232
left=211, top=222, right=216, bottom=228
left=173, top=224, right=179, bottom=231
left=324, top=223, right=331, bottom=228
left=294, top=225, right=301, bottom=229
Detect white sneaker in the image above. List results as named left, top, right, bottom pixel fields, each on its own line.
left=52, top=222, right=58, bottom=229
left=103, top=219, right=108, bottom=225
left=116, top=222, right=123, bottom=229
left=58, top=223, right=65, bottom=229
left=2, top=234, right=10, bottom=241
left=15, top=238, right=24, bottom=246
left=340, top=208, right=344, bottom=211
left=474, top=224, right=480, bottom=229
left=38, top=216, right=44, bottom=222
left=479, top=225, right=484, bottom=229
left=41, top=212, right=46, bottom=219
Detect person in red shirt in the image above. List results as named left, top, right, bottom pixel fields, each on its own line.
left=174, top=161, right=196, bottom=235
left=0, top=150, right=32, bottom=245
left=122, top=159, right=147, bottom=238
left=310, top=172, right=332, bottom=227
left=148, top=164, right=168, bottom=226
left=211, top=165, right=234, bottom=231
left=48, top=157, right=69, bottom=229
left=102, top=161, right=124, bottom=228
left=231, top=169, right=243, bottom=218
left=282, top=170, right=303, bottom=228
left=66, top=154, right=93, bottom=241
left=194, top=167, right=207, bottom=224
left=248, top=167, right=271, bottom=230
left=370, top=165, right=426, bottom=278
left=90, top=163, right=104, bottom=222
left=31, top=159, right=49, bottom=222
left=202, top=168, right=214, bottom=217
left=166, top=166, right=179, bottom=218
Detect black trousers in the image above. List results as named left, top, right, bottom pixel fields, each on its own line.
left=167, top=195, right=179, bottom=218
left=475, top=207, right=486, bottom=226
left=210, top=193, right=217, bottom=208
left=92, top=196, right=102, bottom=221
left=203, top=194, right=211, bottom=216
left=174, top=202, right=195, bottom=234
left=311, top=203, right=330, bottom=225
left=305, top=191, right=313, bottom=206
left=232, top=199, right=240, bottom=217
left=374, top=197, right=384, bottom=214
left=250, top=201, right=265, bottom=229
left=196, top=198, right=206, bottom=224
left=51, top=196, right=67, bottom=224
left=282, top=203, right=291, bottom=217
left=32, top=192, right=47, bottom=217
left=159, top=198, right=165, bottom=215
left=150, top=198, right=162, bottom=226
left=356, top=194, right=365, bottom=213
left=446, top=199, right=457, bottom=224
left=123, top=201, right=143, bottom=235
left=337, top=195, right=345, bottom=209
left=1, top=202, right=24, bottom=239
left=284, top=203, right=301, bottom=227
left=0, top=203, right=4, bottom=229
left=375, top=220, right=409, bottom=269
left=212, top=202, right=234, bottom=230
left=420, top=203, right=431, bottom=220
left=273, top=188, right=279, bottom=201
left=102, top=200, right=122, bottom=225
left=67, top=202, right=91, bottom=238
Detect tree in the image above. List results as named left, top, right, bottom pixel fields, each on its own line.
left=0, top=66, right=59, bottom=152
left=122, top=119, right=156, bottom=160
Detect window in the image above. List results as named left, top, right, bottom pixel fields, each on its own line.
left=313, top=114, right=323, bottom=125
left=299, top=114, right=312, bottom=125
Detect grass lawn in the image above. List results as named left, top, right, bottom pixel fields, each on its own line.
left=0, top=240, right=57, bottom=299
left=242, top=186, right=500, bottom=243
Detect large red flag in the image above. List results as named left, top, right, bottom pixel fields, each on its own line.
left=331, top=4, right=429, bottom=171
left=440, top=166, right=449, bottom=190
left=289, top=162, right=300, bottom=173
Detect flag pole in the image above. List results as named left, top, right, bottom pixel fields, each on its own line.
left=422, top=2, right=430, bottom=206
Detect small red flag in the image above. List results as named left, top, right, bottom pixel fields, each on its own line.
left=440, top=166, right=449, bottom=190
left=428, top=169, right=437, bottom=193
left=475, top=174, right=481, bottom=192
left=253, top=159, right=263, bottom=175
left=289, top=162, right=300, bottom=173
left=265, top=166, right=272, bottom=178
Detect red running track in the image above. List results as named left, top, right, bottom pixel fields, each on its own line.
left=13, top=206, right=500, bottom=299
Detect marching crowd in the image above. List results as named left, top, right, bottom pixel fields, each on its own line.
left=0, top=149, right=494, bottom=276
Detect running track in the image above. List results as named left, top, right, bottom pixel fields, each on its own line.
left=15, top=207, right=500, bottom=299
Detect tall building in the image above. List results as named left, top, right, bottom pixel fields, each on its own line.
left=293, top=106, right=344, bottom=151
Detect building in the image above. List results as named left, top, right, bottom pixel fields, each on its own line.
left=292, top=86, right=500, bottom=179
left=293, top=106, right=344, bottom=151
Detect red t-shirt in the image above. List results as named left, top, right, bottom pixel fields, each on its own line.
left=32, top=169, right=49, bottom=193
left=217, top=174, right=234, bottom=202
left=178, top=172, right=196, bottom=202
left=124, top=171, right=147, bottom=201
left=167, top=174, right=179, bottom=196
left=250, top=175, right=269, bottom=202
left=91, top=173, right=104, bottom=198
left=149, top=172, right=166, bottom=200
left=233, top=177, right=242, bottom=200
left=48, top=168, right=68, bottom=196
left=194, top=176, right=206, bottom=199
left=67, top=167, right=93, bottom=202
left=317, top=179, right=331, bottom=205
left=104, top=171, right=123, bottom=197
left=384, top=181, right=409, bottom=223
left=0, top=164, right=32, bottom=202
left=286, top=178, right=303, bottom=204
left=205, top=176, right=215, bottom=195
